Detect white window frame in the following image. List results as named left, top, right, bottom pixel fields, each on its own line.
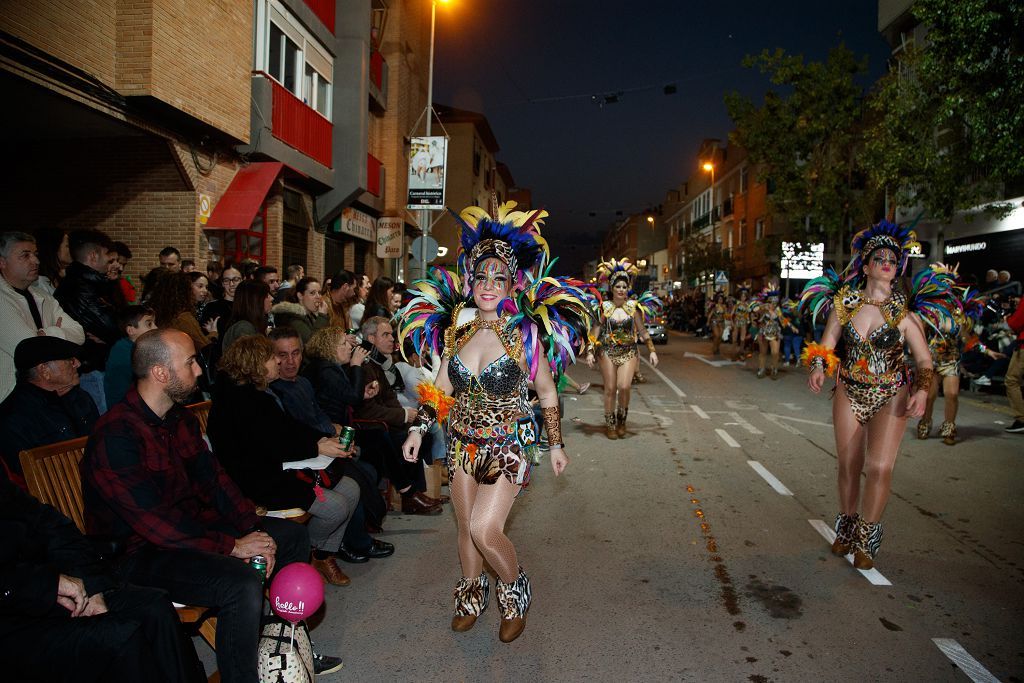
left=254, top=0, right=333, bottom=120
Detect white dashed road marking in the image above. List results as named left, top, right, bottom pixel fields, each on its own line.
left=715, top=428, right=740, bottom=448
left=931, top=639, right=1001, bottom=683
left=690, top=404, right=709, bottom=420
left=640, top=356, right=686, bottom=397
left=808, top=519, right=892, bottom=586
left=747, top=461, right=793, bottom=496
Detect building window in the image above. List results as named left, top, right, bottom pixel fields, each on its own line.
left=755, top=217, right=765, bottom=240
left=740, top=166, right=748, bottom=194
left=257, top=0, right=333, bottom=119
left=738, top=218, right=746, bottom=246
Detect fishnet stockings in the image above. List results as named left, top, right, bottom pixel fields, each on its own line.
left=833, top=383, right=909, bottom=522
left=449, top=468, right=521, bottom=583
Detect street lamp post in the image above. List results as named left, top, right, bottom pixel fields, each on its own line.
left=702, top=161, right=715, bottom=293
left=418, top=0, right=448, bottom=279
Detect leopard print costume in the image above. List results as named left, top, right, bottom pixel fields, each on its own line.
left=834, top=286, right=909, bottom=424
left=598, top=300, right=640, bottom=366
left=444, top=306, right=537, bottom=488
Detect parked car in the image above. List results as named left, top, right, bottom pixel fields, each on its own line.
left=646, top=320, right=668, bottom=344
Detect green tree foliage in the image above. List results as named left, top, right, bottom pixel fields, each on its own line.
left=865, top=0, right=1024, bottom=221
left=679, top=232, right=735, bottom=285
left=725, top=45, right=879, bottom=240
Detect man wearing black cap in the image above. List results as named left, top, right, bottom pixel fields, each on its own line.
left=0, top=336, right=97, bottom=489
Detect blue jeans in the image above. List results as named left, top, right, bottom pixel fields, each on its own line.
left=79, top=370, right=108, bottom=414
left=782, top=335, right=803, bottom=364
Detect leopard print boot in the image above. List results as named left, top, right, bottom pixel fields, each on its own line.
left=616, top=408, right=628, bottom=438
left=853, top=518, right=883, bottom=570
left=496, top=566, right=532, bottom=643
left=939, top=421, right=956, bottom=446
left=604, top=412, right=618, bottom=440
left=451, top=572, right=489, bottom=632
left=831, top=512, right=859, bottom=556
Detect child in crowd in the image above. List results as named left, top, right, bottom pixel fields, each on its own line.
left=103, top=305, right=156, bottom=406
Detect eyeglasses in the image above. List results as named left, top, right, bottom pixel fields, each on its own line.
left=223, top=276, right=242, bottom=284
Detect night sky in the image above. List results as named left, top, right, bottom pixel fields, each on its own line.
left=432, top=0, right=893, bottom=275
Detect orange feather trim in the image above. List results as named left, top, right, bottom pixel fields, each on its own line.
left=416, top=382, right=455, bottom=422
left=800, top=342, right=839, bottom=377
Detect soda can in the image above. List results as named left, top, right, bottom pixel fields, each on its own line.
left=338, top=426, right=355, bottom=450
left=251, top=554, right=268, bottom=583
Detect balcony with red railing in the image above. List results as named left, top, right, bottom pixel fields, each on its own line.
left=367, top=153, right=383, bottom=197
left=302, top=0, right=335, bottom=33
left=269, top=78, right=332, bottom=168
left=368, top=50, right=388, bottom=111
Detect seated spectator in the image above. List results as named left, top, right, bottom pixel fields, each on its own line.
left=0, top=337, right=97, bottom=488
left=221, top=280, right=272, bottom=351
left=207, top=334, right=361, bottom=586
left=80, top=329, right=327, bottom=682
left=276, top=263, right=304, bottom=302
left=108, top=240, right=136, bottom=306
left=303, top=326, right=372, bottom=427
left=254, top=266, right=280, bottom=300
left=356, top=316, right=441, bottom=515
left=271, top=277, right=330, bottom=344
left=1, top=230, right=85, bottom=402
left=363, top=276, right=395, bottom=321
left=149, top=270, right=218, bottom=356
left=269, top=328, right=393, bottom=563
left=0, top=476, right=204, bottom=682
left=55, top=229, right=121, bottom=414
left=103, top=305, right=156, bottom=407
left=158, top=246, right=181, bottom=272
left=33, top=229, right=71, bottom=296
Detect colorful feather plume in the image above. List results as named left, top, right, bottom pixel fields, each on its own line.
left=397, top=266, right=468, bottom=360
left=847, top=220, right=921, bottom=282
left=907, top=265, right=962, bottom=336
left=452, top=201, right=550, bottom=293
left=635, top=290, right=664, bottom=324
left=799, top=267, right=844, bottom=323
left=498, top=263, right=592, bottom=380
left=596, top=258, right=639, bottom=290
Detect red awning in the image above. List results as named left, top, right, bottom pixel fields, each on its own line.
left=205, top=162, right=284, bottom=230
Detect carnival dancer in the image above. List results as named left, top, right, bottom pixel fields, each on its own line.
left=708, top=292, right=728, bottom=356
left=730, top=287, right=753, bottom=360
left=753, top=288, right=783, bottom=379
left=800, top=221, right=958, bottom=570
left=917, top=267, right=988, bottom=445
left=585, top=259, right=662, bottom=439
left=399, top=202, right=590, bottom=643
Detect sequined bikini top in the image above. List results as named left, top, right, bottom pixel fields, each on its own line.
left=834, top=286, right=908, bottom=377
left=448, top=352, right=525, bottom=397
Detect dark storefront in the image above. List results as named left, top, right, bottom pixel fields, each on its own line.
left=942, top=228, right=1024, bottom=285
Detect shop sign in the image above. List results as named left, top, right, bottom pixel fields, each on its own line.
left=377, top=216, right=403, bottom=258
left=333, top=207, right=375, bottom=242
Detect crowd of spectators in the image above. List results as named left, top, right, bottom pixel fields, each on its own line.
left=0, top=227, right=434, bottom=679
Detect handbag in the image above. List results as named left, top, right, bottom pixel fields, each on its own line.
left=258, top=617, right=314, bottom=683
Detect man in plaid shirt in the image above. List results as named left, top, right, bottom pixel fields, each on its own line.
left=81, top=328, right=311, bottom=683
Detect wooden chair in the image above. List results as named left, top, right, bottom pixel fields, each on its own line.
left=19, top=436, right=220, bottom=679
left=187, top=400, right=212, bottom=434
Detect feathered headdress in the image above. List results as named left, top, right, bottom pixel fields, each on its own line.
left=596, top=258, right=638, bottom=290
left=799, top=267, right=844, bottom=323
left=452, top=201, right=549, bottom=294
left=847, top=220, right=921, bottom=281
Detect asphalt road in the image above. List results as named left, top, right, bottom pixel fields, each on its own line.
left=233, top=332, right=1024, bottom=682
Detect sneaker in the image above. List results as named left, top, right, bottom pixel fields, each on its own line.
left=974, top=376, right=991, bottom=386
left=1005, top=420, right=1024, bottom=434
left=312, top=651, right=344, bottom=675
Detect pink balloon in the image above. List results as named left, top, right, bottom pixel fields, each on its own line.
left=269, top=562, right=324, bottom=623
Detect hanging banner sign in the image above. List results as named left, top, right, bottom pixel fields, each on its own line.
left=333, top=207, right=375, bottom=242
left=406, top=136, right=447, bottom=210
left=377, top=216, right=404, bottom=258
